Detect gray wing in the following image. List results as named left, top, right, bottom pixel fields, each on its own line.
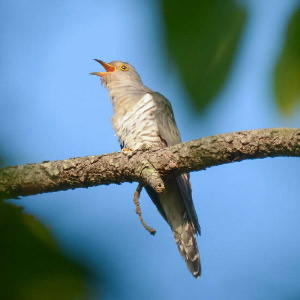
left=149, top=92, right=201, bottom=234
left=151, top=92, right=182, bottom=146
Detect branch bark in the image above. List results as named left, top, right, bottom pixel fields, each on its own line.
left=0, top=127, right=299, bottom=200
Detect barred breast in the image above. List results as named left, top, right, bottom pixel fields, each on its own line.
left=112, top=93, right=163, bottom=150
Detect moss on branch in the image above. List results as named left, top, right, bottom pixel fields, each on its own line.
left=0, top=128, right=299, bottom=199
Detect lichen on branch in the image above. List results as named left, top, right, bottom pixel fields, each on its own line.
left=0, top=128, right=299, bottom=200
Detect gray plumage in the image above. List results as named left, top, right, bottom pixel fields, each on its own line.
left=92, top=60, right=201, bottom=278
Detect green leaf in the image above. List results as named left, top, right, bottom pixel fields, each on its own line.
left=0, top=201, right=98, bottom=300
left=162, top=0, right=247, bottom=112
left=274, top=5, right=300, bottom=115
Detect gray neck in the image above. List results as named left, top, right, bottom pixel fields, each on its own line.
left=104, top=79, right=152, bottom=114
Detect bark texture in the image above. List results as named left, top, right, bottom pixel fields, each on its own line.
left=0, top=127, right=299, bottom=200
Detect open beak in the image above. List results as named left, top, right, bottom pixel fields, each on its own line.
left=90, top=59, right=116, bottom=77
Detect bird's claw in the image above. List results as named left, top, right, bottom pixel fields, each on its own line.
left=121, top=148, right=133, bottom=157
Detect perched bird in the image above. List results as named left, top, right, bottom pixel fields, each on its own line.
left=91, top=60, right=201, bottom=278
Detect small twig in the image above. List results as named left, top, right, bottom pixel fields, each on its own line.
left=133, top=183, right=156, bottom=235
left=135, top=160, right=165, bottom=193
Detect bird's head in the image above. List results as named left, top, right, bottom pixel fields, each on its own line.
left=91, top=59, right=143, bottom=89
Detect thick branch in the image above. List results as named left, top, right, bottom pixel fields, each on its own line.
left=0, top=128, right=299, bottom=199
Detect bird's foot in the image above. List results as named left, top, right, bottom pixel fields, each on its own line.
left=121, top=148, right=133, bottom=157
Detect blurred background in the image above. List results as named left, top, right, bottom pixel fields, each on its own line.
left=1, top=0, right=300, bottom=299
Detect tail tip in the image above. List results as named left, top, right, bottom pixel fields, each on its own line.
left=190, top=260, right=201, bottom=279
left=193, top=269, right=201, bottom=279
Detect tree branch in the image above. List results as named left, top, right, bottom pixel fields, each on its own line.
left=0, top=127, right=299, bottom=200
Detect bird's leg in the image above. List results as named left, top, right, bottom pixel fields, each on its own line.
left=133, top=183, right=156, bottom=236
left=121, top=148, right=133, bottom=157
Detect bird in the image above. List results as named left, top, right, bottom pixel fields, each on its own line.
left=91, top=59, right=201, bottom=278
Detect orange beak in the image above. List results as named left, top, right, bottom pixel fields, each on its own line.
left=90, top=59, right=116, bottom=77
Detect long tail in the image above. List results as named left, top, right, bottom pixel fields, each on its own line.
left=146, top=178, right=201, bottom=278
left=173, top=217, right=201, bottom=278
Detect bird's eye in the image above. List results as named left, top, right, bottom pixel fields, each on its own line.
left=119, top=64, right=129, bottom=71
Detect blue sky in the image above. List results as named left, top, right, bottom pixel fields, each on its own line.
left=1, top=0, right=300, bottom=299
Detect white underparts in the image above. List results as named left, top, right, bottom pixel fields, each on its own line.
left=114, top=93, right=161, bottom=150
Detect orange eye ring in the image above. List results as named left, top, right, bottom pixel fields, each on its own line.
left=119, top=64, right=129, bottom=71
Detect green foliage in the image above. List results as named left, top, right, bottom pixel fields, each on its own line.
left=0, top=201, right=94, bottom=300
left=162, top=0, right=246, bottom=111
left=274, top=5, right=300, bottom=115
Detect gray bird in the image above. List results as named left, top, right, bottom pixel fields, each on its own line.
left=91, top=59, right=201, bottom=278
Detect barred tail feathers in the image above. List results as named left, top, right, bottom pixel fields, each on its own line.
left=156, top=179, right=201, bottom=278
left=173, top=220, right=201, bottom=279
